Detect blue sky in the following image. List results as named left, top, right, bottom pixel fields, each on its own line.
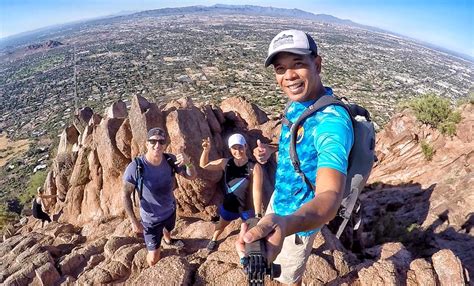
left=0, top=0, right=473, bottom=56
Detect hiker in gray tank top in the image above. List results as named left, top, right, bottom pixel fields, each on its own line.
left=122, top=127, right=197, bottom=267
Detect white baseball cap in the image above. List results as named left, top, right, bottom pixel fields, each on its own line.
left=264, top=29, right=318, bottom=67
left=228, top=133, right=247, bottom=148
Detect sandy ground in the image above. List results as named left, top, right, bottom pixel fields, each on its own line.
left=0, top=134, right=30, bottom=167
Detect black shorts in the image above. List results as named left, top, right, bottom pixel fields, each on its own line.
left=142, top=210, right=176, bottom=251
left=32, top=201, right=51, bottom=223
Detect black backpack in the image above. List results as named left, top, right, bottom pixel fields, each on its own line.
left=282, top=95, right=376, bottom=239
left=133, top=154, right=179, bottom=207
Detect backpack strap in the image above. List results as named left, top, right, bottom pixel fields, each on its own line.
left=133, top=157, right=144, bottom=207
left=336, top=174, right=363, bottom=238
left=288, top=95, right=374, bottom=239
left=281, top=101, right=293, bottom=129
left=133, top=154, right=179, bottom=206
left=289, top=96, right=345, bottom=193
left=223, top=158, right=233, bottom=194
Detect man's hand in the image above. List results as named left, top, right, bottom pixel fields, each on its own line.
left=131, top=221, right=144, bottom=235
left=235, top=214, right=287, bottom=263
left=202, top=137, right=211, bottom=151
left=253, top=139, right=272, bottom=164
left=175, top=153, right=190, bottom=167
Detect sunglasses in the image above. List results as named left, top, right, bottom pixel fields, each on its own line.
left=148, top=139, right=166, bottom=145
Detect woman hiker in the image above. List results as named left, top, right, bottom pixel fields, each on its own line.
left=32, top=187, right=57, bottom=227
left=200, top=133, right=264, bottom=251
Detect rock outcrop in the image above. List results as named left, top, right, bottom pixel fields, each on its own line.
left=44, top=95, right=277, bottom=225
left=1, top=98, right=471, bottom=285
left=363, top=104, right=473, bottom=278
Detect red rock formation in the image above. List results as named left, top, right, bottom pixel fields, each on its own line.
left=128, top=94, right=165, bottom=156
left=2, top=99, right=471, bottom=285
left=365, top=104, right=473, bottom=278
left=34, top=95, right=282, bottom=226
left=370, top=105, right=473, bottom=187
left=106, top=100, right=128, bottom=119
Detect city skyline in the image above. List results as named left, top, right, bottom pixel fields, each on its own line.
left=0, top=0, right=473, bottom=57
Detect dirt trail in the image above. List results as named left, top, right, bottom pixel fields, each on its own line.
left=0, top=134, right=30, bottom=167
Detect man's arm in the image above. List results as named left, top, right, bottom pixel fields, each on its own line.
left=122, top=181, right=143, bottom=234
left=174, top=153, right=197, bottom=180
left=182, top=163, right=197, bottom=180
left=282, top=167, right=345, bottom=234
left=236, top=168, right=345, bottom=262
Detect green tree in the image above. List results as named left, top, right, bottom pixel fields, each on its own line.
left=405, top=93, right=462, bottom=135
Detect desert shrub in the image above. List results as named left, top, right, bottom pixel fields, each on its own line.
left=405, top=94, right=461, bottom=135
left=439, top=110, right=461, bottom=136
left=456, top=93, right=474, bottom=106
left=406, top=223, right=421, bottom=233
left=407, top=94, right=450, bottom=127
left=56, top=152, right=75, bottom=178
left=373, top=213, right=406, bottom=244
left=19, top=170, right=47, bottom=205
left=420, top=140, right=435, bottom=161
left=0, top=204, right=19, bottom=231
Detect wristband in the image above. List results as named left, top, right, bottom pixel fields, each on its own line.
left=255, top=213, right=262, bottom=219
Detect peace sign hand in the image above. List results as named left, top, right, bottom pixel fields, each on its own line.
left=202, top=137, right=211, bottom=151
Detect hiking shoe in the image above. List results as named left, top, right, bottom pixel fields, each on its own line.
left=207, top=240, right=218, bottom=251
left=163, top=238, right=184, bottom=248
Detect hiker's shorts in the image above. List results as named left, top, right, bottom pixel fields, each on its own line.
left=266, top=196, right=317, bottom=284
left=219, top=205, right=254, bottom=221
left=142, top=210, right=176, bottom=251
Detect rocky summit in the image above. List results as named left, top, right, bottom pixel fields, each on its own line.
left=0, top=96, right=472, bottom=285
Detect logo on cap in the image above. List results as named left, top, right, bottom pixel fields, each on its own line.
left=147, top=127, right=166, bottom=140
left=273, top=34, right=294, bottom=50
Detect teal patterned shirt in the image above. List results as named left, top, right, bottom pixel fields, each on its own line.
left=273, top=87, right=354, bottom=236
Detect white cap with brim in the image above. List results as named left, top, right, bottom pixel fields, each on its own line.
left=264, top=29, right=318, bottom=67
left=228, top=133, right=247, bottom=148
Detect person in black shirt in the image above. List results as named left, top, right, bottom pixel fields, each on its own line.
left=200, top=133, right=263, bottom=251
left=32, top=188, right=57, bottom=227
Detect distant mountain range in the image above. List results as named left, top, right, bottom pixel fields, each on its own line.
left=131, top=4, right=374, bottom=29
left=0, top=4, right=472, bottom=62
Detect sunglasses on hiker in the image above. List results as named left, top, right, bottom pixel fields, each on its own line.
left=148, top=139, right=166, bottom=145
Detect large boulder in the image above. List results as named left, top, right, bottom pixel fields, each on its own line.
left=94, top=118, right=129, bottom=217
left=106, top=100, right=128, bottom=119
left=432, top=249, right=467, bottom=285
left=131, top=256, right=192, bottom=285
left=57, top=125, right=80, bottom=154
left=220, top=96, right=269, bottom=129
left=369, top=106, right=473, bottom=187
left=366, top=105, right=474, bottom=273
left=165, top=98, right=223, bottom=218
left=128, top=94, right=165, bottom=156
